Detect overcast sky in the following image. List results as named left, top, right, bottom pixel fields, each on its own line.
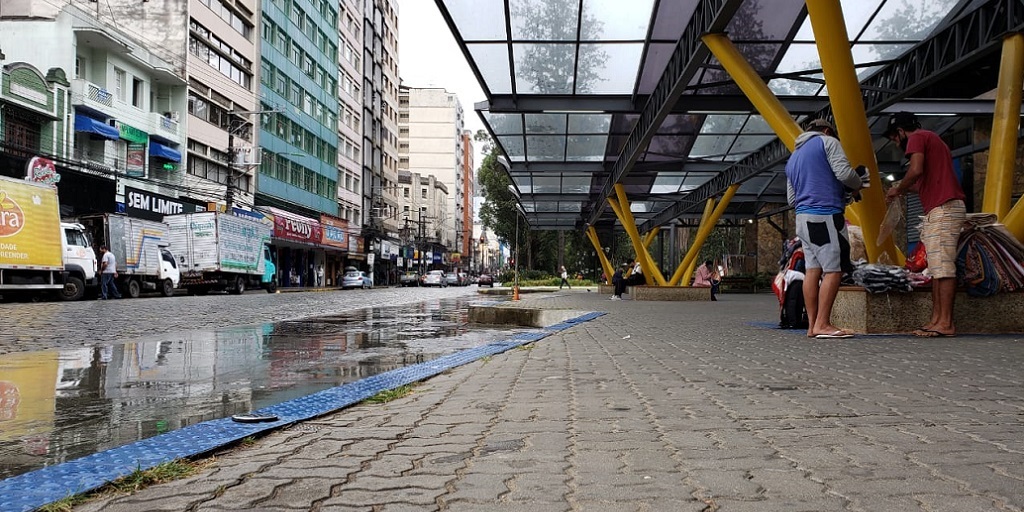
left=397, top=0, right=488, bottom=169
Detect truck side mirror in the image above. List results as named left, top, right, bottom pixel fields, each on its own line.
left=179, top=256, right=185, bottom=264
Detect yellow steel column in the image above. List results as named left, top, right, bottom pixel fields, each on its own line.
left=642, top=227, right=661, bottom=248
left=586, top=225, right=615, bottom=284
left=983, top=33, right=1024, bottom=218
left=806, top=0, right=900, bottom=264
left=669, top=198, right=715, bottom=286
left=611, top=185, right=667, bottom=285
left=702, top=34, right=802, bottom=149
left=1005, top=201, right=1024, bottom=242
left=674, top=184, right=740, bottom=287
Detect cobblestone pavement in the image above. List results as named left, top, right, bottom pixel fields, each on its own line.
left=69, top=292, right=1024, bottom=511
left=0, top=286, right=481, bottom=355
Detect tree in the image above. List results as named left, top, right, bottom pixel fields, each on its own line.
left=476, top=133, right=529, bottom=265
left=869, top=0, right=958, bottom=60
left=510, top=0, right=608, bottom=94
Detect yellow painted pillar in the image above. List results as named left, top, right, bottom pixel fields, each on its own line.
left=610, top=186, right=667, bottom=285
left=703, top=34, right=802, bottom=150
left=674, top=185, right=740, bottom=287
left=1005, top=203, right=1024, bottom=242
left=806, top=0, right=901, bottom=265
left=642, top=227, right=660, bottom=248
left=669, top=198, right=715, bottom=286
left=983, top=33, right=1024, bottom=219
left=586, top=225, right=615, bottom=284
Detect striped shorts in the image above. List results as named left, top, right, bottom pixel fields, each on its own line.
left=920, top=200, right=966, bottom=279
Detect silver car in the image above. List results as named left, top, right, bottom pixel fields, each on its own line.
left=422, top=270, right=447, bottom=287
left=341, top=270, right=373, bottom=289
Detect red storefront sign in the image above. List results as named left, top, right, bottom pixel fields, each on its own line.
left=267, top=208, right=322, bottom=244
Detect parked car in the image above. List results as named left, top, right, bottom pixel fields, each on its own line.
left=422, top=270, right=447, bottom=287
left=445, top=272, right=459, bottom=286
left=341, top=270, right=373, bottom=289
left=399, top=271, right=420, bottom=287
left=477, top=273, right=494, bottom=287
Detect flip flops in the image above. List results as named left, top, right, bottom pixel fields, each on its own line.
left=913, top=329, right=956, bottom=338
left=815, top=330, right=854, bottom=339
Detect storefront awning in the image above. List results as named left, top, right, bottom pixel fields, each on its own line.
left=149, top=141, right=181, bottom=162
left=73, top=114, right=119, bottom=140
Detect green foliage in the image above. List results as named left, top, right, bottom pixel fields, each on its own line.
left=39, top=494, right=87, bottom=512
left=364, top=384, right=415, bottom=404
left=109, top=460, right=201, bottom=494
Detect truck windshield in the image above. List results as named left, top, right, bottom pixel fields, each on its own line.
left=161, top=249, right=177, bottom=268
left=64, top=228, right=88, bottom=248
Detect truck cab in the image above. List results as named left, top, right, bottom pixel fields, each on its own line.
left=60, top=221, right=98, bottom=301
left=159, top=246, right=181, bottom=296
left=261, top=245, right=277, bottom=293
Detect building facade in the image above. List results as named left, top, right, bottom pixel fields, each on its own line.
left=399, top=85, right=465, bottom=264
left=461, top=129, right=474, bottom=265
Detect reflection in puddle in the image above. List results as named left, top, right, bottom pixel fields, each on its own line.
left=0, top=297, right=517, bottom=479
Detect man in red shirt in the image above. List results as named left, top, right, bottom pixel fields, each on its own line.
left=884, top=112, right=966, bottom=337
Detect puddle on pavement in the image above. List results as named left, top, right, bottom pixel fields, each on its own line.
left=0, top=297, right=523, bottom=479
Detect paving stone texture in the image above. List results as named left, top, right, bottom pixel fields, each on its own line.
left=73, top=292, right=1024, bottom=511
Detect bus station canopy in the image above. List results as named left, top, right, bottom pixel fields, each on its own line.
left=435, top=0, right=1023, bottom=231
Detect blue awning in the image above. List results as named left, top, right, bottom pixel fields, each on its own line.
left=149, top=141, right=181, bottom=162
left=73, top=114, right=119, bottom=140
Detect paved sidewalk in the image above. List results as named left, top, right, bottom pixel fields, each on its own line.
left=77, top=292, right=1024, bottom=512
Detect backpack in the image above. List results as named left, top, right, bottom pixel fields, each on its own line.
left=780, top=279, right=809, bottom=329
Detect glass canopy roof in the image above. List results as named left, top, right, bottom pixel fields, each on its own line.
left=438, top=0, right=981, bottom=230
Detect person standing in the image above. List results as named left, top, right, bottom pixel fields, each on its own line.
left=611, top=263, right=626, bottom=300
left=885, top=112, right=966, bottom=338
left=316, top=265, right=325, bottom=287
left=786, top=119, right=865, bottom=339
left=559, top=265, right=571, bottom=289
left=98, top=245, right=121, bottom=300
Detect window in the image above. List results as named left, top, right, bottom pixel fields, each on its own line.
left=114, top=68, right=126, bottom=101
left=421, top=188, right=427, bottom=199
left=132, top=78, right=144, bottom=108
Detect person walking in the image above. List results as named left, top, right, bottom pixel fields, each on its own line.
left=885, top=111, right=966, bottom=338
left=98, top=245, right=121, bottom=300
left=559, top=265, right=571, bottom=289
left=785, top=119, right=865, bottom=339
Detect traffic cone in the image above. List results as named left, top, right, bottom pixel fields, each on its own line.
left=512, top=285, right=520, bottom=300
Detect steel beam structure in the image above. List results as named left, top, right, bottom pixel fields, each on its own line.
left=480, top=95, right=829, bottom=115
left=639, top=0, right=1024, bottom=232
left=586, top=0, right=744, bottom=227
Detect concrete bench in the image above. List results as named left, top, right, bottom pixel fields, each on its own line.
left=832, top=286, right=1024, bottom=334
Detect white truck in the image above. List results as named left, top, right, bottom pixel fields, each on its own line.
left=77, top=214, right=180, bottom=298
left=165, top=212, right=277, bottom=295
left=0, top=175, right=97, bottom=301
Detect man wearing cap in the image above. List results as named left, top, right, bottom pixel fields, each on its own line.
left=884, top=112, right=965, bottom=338
left=786, top=119, right=865, bottom=339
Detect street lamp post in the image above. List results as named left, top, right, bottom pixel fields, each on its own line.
left=512, top=202, right=526, bottom=301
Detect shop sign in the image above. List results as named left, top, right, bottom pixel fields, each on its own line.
left=367, top=253, right=375, bottom=265
left=25, top=156, right=60, bottom=186
left=232, top=207, right=271, bottom=225
left=124, top=186, right=197, bottom=221
left=126, top=143, right=146, bottom=177
left=320, top=215, right=348, bottom=249
left=451, top=252, right=461, bottom=263
left=273, top=213, right=322, bottom=243
left=117, top=123, right=148, bottom=144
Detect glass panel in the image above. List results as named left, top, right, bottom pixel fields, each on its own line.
left=852, top=43, right=914, bottom=64
left=637, top=43, right=675, bottom=95
left=526, top=135, right=566, bottom=161
left=793, top=0, right=886, bottom=41
left=767, top=77, right=822, bottom=96
left=679, top=174, right=713, bottom=190
left=522, top=201, right=536, bottom=213
left=533, top=201, right=559, bottom=212
left=512, top=175, right=532, bottom=192
left=468, top=44, right=513, bottom=94
left=651, top=1, right=698, bottom=40
left=498, top=135, right=526, bottom=161
left=861, top=0, right=959, bottom=41
left=561, top=175, right=592, bottom=192
left=576, top=43, right=644, bottom=94
left=529, top=176, right=559, bottom=193
left=728, top=135, right=776, bottom=156
left=741, top=115, right=773, bottom=134
left=443, top=0, right=508, bottom=40
left=689, top=135, right=734, bottom=160
left=774, top=43, right=820, bottom=74
left=513, top=43, right=575, bottom=94
left=509, top=0, right=578, bottom=41
left=580, top=0, right=656, bottom=40
left=700, top=115, right=748, bottom=135
left=629, top=201, right=652, bottom=213
left=566, top=135, right=608, bottom=161
left=524, top=113, right=567, bottom=134
left=558, top=202, right=582, bottom=212
left=568, top=114, right=612, bottom=134
left=484, top=112, right=524, bottom=135
left=651, top=174, right=684, bottom=194
left=727, top=0, right=805, bottom=41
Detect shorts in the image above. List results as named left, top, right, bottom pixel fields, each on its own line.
left=920, top=199, right=965, bottom=279
left=795, top=212, right=850, bottom=273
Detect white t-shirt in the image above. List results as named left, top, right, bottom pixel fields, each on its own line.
left=561, top=270, right=568, bottom=279
left=101, top=251, right=117, bottom=274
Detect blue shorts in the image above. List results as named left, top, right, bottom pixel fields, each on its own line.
left=795, top=213, right=850, bottom=273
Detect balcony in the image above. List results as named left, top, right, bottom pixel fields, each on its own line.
left=70, top=79, right=114, bottom=114
left=150, top=111, right=180, bottom=138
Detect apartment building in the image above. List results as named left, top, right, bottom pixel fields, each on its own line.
left=398, top=85, right=466, bottom=258
left=336, top=0, right=364, bottom=252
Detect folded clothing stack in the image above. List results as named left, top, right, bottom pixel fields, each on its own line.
left=851, top=263, right=913, bottom=294
left=956, top=213, right=1024, bottom=296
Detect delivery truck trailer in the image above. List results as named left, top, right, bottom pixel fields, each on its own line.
left=78, top=214, right=181, bottom=298
left=165, top=212, right=277, bottom=295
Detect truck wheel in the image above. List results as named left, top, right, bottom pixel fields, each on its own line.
left=127, top=279, right=141, bottom=299
left=161, top=279, right=175, bottom=297
left=266, top=280, right=278, bottom=294
left=230, top=276, right=246, bottom=295
left=60, top=276, right=86, bottom=301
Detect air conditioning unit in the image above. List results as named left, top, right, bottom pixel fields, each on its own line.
left=164, top=111, right=180, bottom=122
